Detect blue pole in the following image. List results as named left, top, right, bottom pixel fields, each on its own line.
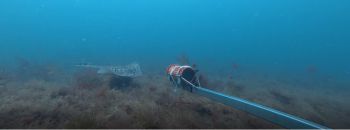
left=193, top=87, right=329, bottom=129
left=181, top=77, right=329, bottom=129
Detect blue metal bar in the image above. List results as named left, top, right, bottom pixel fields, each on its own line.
left=192, top=86, right=329, bottom=129
left=179, top=77, right=329, bottom=129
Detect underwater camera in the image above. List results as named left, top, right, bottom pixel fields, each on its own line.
left=165, top=64, right=329, bottom=129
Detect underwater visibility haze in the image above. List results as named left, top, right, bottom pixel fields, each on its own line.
left=0, top=0, right=350, bottom=129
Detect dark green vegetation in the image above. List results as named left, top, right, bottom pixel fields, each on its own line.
left=0, top=62, right=349, bottom=129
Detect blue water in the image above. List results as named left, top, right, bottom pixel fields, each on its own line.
left=0, top=0, right=350, bottom=128
left=1, top=0, right=350, bottom=82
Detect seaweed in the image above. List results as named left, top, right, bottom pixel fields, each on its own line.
left=198, top=74, right=210, bottom=87
left=269, top=90, right=293, bottom=105
left=73, top=69, right=103, bottom=89
left=50, top=87, right=70, bottom=99
left=65, top=115, right=102, bottom=129
left=194, top=104, right=213, bottom=117
left=0, top=69, right=10, bottom=86
left=1, top=65, right=14, bottom=82
left=0, top=66, right=349, bottom=129
left=226, top=79, right=245, bottom=93
left=177, top=53, right=191, bottom=65
left=14, top=58, right=62, bottom=81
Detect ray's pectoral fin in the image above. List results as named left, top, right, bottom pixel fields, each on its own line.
left=97, top=68, right=110, bottom=74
